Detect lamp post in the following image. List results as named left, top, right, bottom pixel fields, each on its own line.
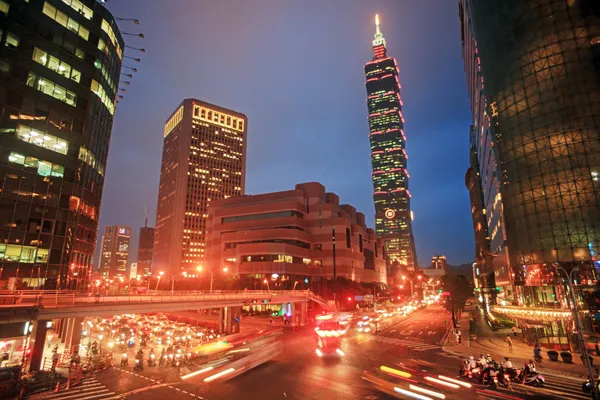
left=402, top=275, right=423, bottom=298
left=293, top=281, right=299, bottom=291
left=197, top=266, right=228, bottom=294
left=263, top=279, right=271, bottom=292
left=555, top=264, right=598, bottom=399
left=155, top=271, right=164, bottom=291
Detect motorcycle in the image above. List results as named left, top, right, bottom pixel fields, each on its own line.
left=148, top=354, right=156, bottom=367
left=159, top=354, right=168, bottom=367
left=120, top=353, right=128, bottom=367
left=516, top=368, right=545, bottom=387
left=134, top=357, right=143, bottom=371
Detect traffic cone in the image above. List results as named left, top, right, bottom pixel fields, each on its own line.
left=54, top=382, right=60, bottom=392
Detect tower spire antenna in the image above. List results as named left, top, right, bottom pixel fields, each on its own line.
left=375, top=14, right=381, bottom=34
left=144, top=204, right=148, bottom=228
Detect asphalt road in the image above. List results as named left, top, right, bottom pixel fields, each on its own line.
left=43, top=306, right=591, bottom=400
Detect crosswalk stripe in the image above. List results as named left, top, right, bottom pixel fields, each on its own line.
left=43, top=377, right=119, bottom=400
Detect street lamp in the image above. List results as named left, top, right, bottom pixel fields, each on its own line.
left=293, top=281, right=299, bottom=291
left=554, top=264, right=599, bottom=399
left=155, top=271, right=164, bottom=291
left=196, top=266, right=228, bottom=294
left=263, top=279, right=271, bottom=292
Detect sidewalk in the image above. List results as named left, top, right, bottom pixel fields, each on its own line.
left=443, top=304, right=590, bottom=379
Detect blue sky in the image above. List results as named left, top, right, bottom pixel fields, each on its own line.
left=99, top=0, right=474, bottom=266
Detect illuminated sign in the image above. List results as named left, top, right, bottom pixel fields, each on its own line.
left=384, top=209, right=395, bottom=219
left=118, top=228, right=129, bottom=235
left=164, top=106, right=184, bottom=138
left=192, top=105, right=245, bottom=133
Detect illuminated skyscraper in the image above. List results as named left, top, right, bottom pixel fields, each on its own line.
left=99, top=225, right=131, bottom=279
left=364, top=15, right=417, bottom=271
left=0, top=1, right=123, bottom=289
left=153, top=99, right=247, bottom=277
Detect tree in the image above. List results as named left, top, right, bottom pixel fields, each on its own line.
left=441, top=274, right=473, bottom=315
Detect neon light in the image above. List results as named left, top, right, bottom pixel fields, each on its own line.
left=366, top=77, right=378, bottom=82
left=380, top=74, right=393, bottom=79
left=365, top=57, right=391, bottom=66
left=371, top=151, right=384, bottom=154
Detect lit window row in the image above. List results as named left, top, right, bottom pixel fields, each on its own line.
left=43, top=2, right=89, bottom=41
left=16, top=124, right=68, bottom=155
left=164, top=106, right=184, bottom=137
left=60, top=0, right=93, bottom=20
left=93, top=59, right=116, bottom=94
left=192, top=105, right=245, bottom=132
left=69, top=196, right=97, bottom=220
left=0, top=1, right=8, bottom=15
left=0, top=244, right=49, bottom=264
left=32, top=47, right=81, bottom=83
left=27, top=72, right=77, bottom=107
left=78, top=147, right=105, bottom=176
left=101, top=20, right=123, bottom=60
left=90, top=79, right=115, bottom=115
left=8, top=152, right=64, bottom=178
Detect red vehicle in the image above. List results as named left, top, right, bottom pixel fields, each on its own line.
left=315, top=320, right=344, bottom=358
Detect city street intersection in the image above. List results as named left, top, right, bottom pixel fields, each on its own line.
left=36, top=306, right=589, bottom=400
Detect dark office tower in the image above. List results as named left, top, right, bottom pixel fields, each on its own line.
left=364, top=15, right=417, bottom=271
left=99, top=225, right=130, bottom=279
left=137, top=217, right=154, bottom=277
left=459, top=1, right=600, bottom=305
left=0, top=1, right=123, bottom=289
left=153, top=99, right=247, bottom=277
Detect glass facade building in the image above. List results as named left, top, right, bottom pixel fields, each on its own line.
left=0, top=1, right=123, bottom=289
left=364, top=15, right=417, bottom=271
left=153, top=99, right=247, bottom=277
left=460, top=0, right=600, bottom=347
left=99, top=225, right=130, bottom=279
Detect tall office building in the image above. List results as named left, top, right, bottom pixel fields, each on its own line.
left=99, top=225, right=130, bottom=279
left=153, top=99, right=247, bottom=277
left=137, top=217, right=154, bottom=277
left=0, top=1, right=123, bottom=289
left=431, top=255, right=447, bottom=271
left=459, top=0, right=600, bottom=316
left=364, top=15, right=418, bottom=272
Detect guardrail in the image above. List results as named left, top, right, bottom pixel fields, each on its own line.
left=0, top=289, right=314, bottom=308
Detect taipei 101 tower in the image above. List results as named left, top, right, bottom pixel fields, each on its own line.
left=364, top=15, right=418, bottom=271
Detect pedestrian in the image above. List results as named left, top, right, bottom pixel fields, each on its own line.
left=506, top=334, right=513, bottom=350
left=457, top=330, right=462, bottom=344
left=269, top=316, right=272, bottom=325
left=512, top=325, right=518, bottom=337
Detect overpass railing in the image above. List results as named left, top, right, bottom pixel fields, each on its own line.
left=0, top=289, right=314, bottom=307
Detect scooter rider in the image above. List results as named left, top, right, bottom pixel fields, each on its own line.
left=469, top=356, right=477, bottom=369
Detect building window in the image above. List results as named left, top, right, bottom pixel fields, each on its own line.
left=359, top=234, right=363, bottom=252
left=27, top=72, right=77, bottom=107
left=8, top=152, right=64, bottom=178
left=32, top=48, right=81, bottom=83
left=101, top=20, right=122, bottom=59
left=346, top=227, right=351, bottom=248
left=5, top=32, right=19, bottom=48
left=42, top=2, right=90, bottom=41
left=90, top=79, right=115, bottom=115
left=0, top=59, right=10, bottom=74
left=61, top=0, right=93, bottom=20
left=78, top=146, right=105, bottom=176
left=14, top=124, right=69, bottom=155
left=0, top=1, right=9, bottom=14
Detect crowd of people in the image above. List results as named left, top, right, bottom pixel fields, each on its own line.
left=459, top=353, right=545, bottom=387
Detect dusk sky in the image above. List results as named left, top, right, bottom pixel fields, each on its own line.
left=99, top=0, right=474, bottom=267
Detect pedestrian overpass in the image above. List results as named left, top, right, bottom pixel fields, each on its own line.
left=0, top=289, right=334, bottom=372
